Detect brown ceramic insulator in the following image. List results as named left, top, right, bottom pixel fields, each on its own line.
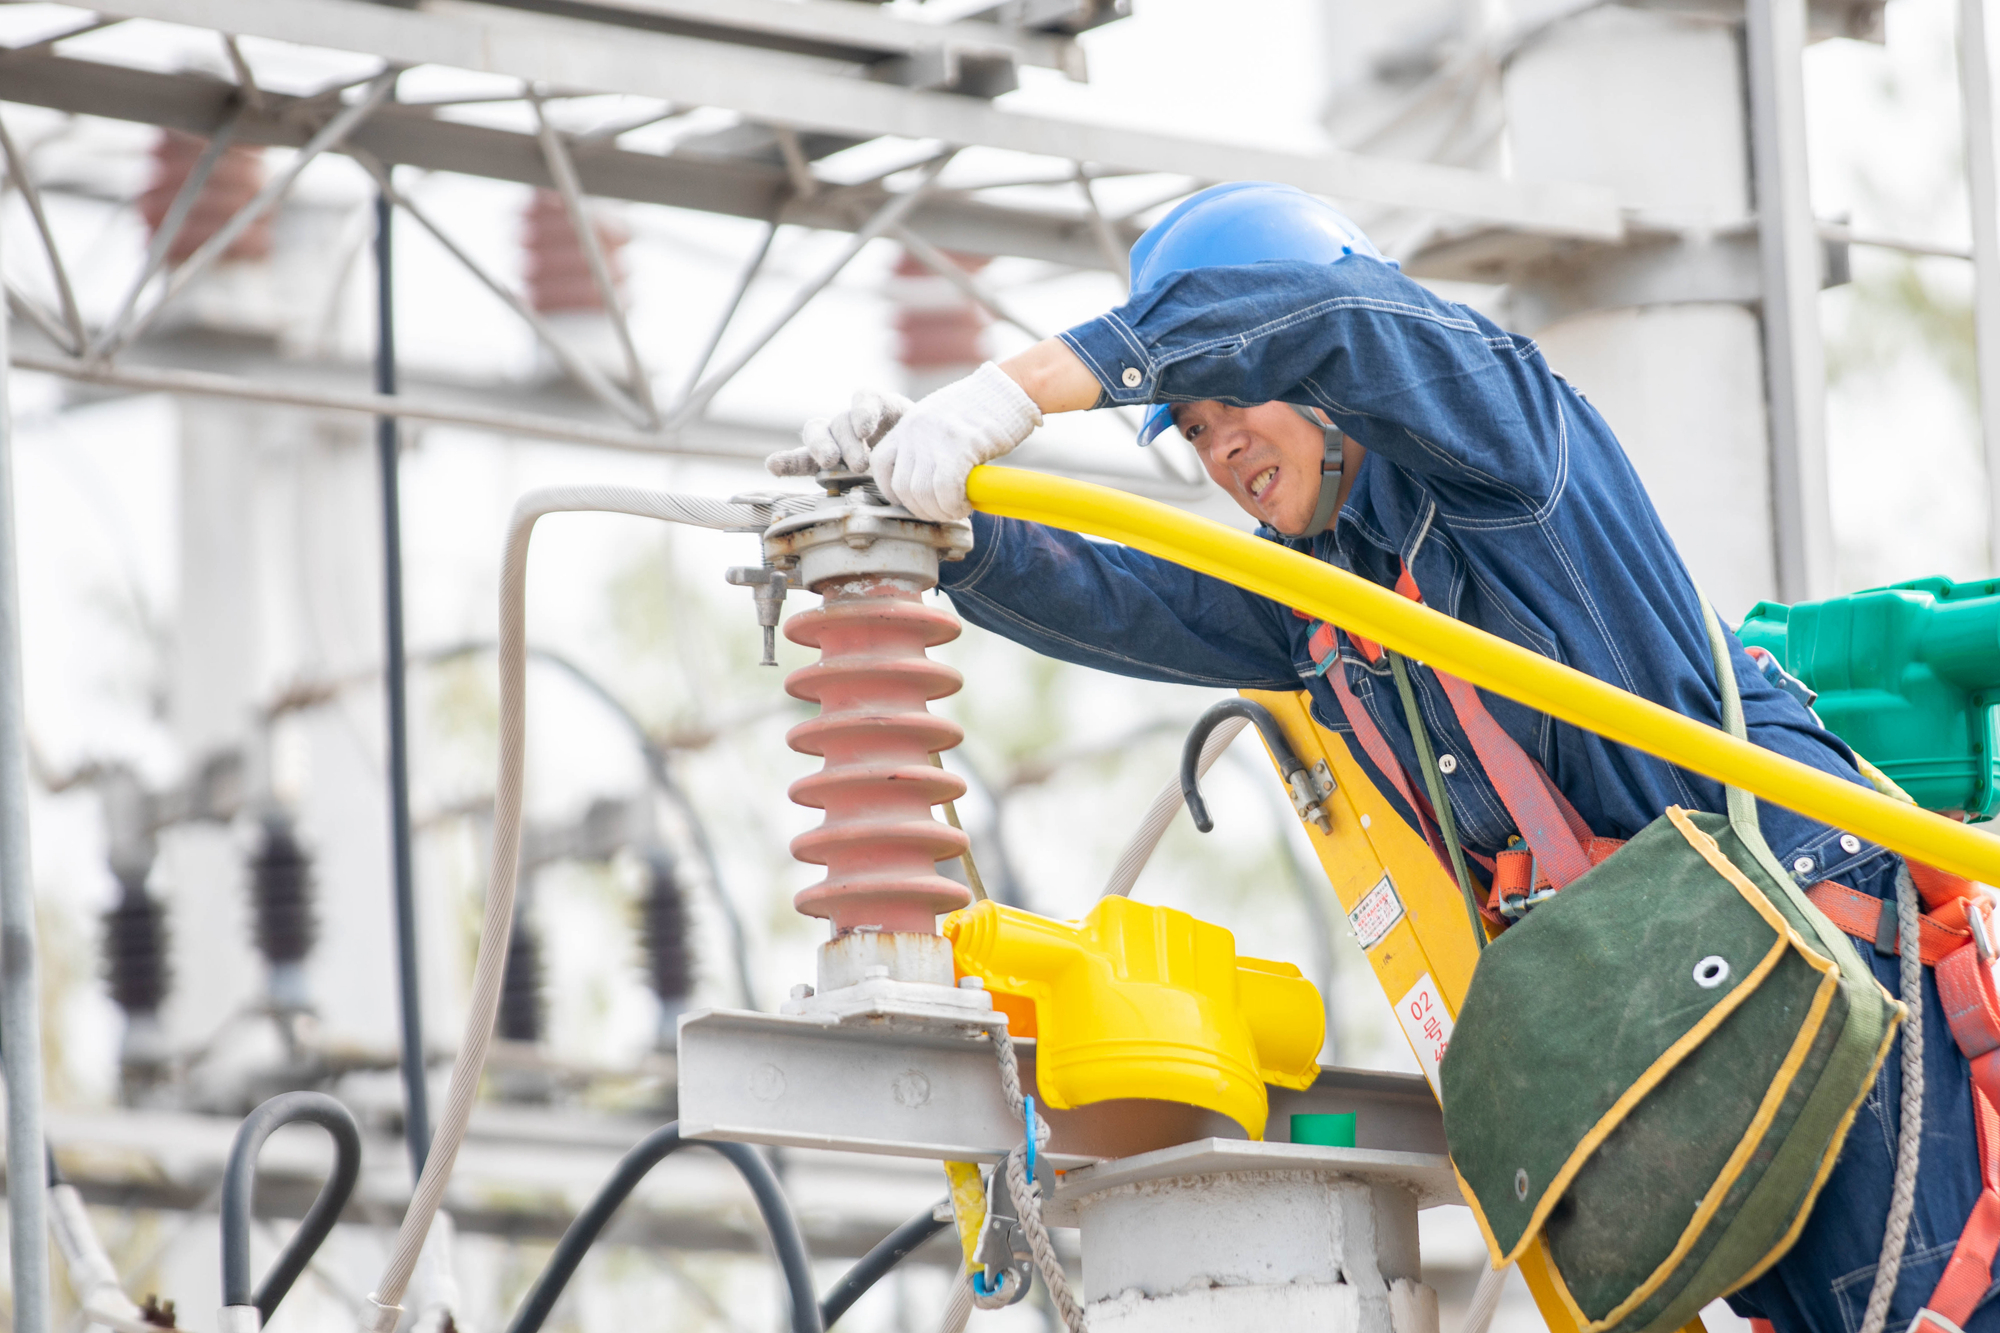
left=521, top=189, right=629, bottom=314
left=890, top=248, right=990, bottom=371
left=137, top=131, right=272, bottom=264
left=783, top=578, right=972, bottom=936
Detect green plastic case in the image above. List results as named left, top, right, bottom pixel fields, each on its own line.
left=1738, top=575, right=2000, bottom=819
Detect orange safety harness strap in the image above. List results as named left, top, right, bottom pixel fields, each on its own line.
left=1810, top=868, right=2000, bottom=1328
left=1310, top=562, right=1605, bottom=900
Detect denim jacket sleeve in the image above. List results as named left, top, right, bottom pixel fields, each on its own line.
left=937, top=513, right=1302, bottom=690
left=1056, top=257, right=1570, bottom=511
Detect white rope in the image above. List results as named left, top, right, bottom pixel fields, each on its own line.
left=1858, top=861, right=1925, bottom=1333
left=362, top=487, right=806, bottom=1327
left=1101, top=714, right=1248, bottom=897
left=987, top=1029, right=1086, bottom=1332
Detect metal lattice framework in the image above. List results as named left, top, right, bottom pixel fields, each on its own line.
left=0, top=0, right=1631, bottom=482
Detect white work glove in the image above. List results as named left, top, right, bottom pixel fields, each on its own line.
left=767, top=389, right=913, bottom=478
left=871, top=363, right=1043, bottom=522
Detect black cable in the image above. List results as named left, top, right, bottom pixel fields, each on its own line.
left=375, top=166, right=430, bottom=1178
left=1180, top=697, right=1315, bottom=833
left=818, top=1199, right=948, bottom=1329
left=219, top=1091, right=364, bottom=1322
left=503, top=1123, right=821, bottom=1333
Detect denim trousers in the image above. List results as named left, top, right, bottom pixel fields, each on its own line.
left=1728, top=857, right=1994, bottom=1333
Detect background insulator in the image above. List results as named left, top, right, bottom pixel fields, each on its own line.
left=888, top=248, right=991, bottom=398
left=103, top=871, right=169, bottom=1018
left=521, top=189, right=629, bottom=314
left=497, top=907, right=544, bottom=1043
left=138, top=131, right=271, bottom=264
left=249, top=813, right=316, bottom=966
left=638, top=849, right=692, bottom=1007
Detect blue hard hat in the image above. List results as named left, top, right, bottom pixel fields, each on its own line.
left=1127, top=182, right=1389, bottom=446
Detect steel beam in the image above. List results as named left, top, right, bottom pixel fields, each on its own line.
left=86, top=0, right=1624, bottom=240
left=354, top=149, right=653, bottom=428
left=91, top=108, right=245, bottom=359
left=105, top=71, right=399, bottom=357
left=0, top=202, right=51, bottom=1333
left=1962, top=0, right=2000, bottom=574
left=469, top=0, right=1082, bottom=78
left=47, top=1105, right=953, bottom=1261
left=1747, top=0, right=1837, bottom=601
left=0, top=112, right=85, bottom=352
left=672, top=155, right=953, bottom=423
left=7, top=346, right=1208, bottom=498
left=0, top=51, right=1124, bottom=269
left=677, top=1005, right=1447, bottom=1167
left=533, top=98, right=659, bottom=421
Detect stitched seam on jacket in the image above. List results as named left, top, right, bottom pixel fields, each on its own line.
left=1434, top=389, right=1573, bottom=529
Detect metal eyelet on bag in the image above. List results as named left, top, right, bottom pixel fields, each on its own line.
left=1693, top=956, right=1730, bottom=989
left=1514, top=1168, right=1530, bottom=1200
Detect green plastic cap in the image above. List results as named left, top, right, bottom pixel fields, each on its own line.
left=1290, top=1112, right=1357, bottom=1148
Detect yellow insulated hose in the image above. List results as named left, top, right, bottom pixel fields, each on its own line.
left=966, top=467, right=2000, bottom=888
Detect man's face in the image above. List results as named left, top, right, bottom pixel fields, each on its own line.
left=1174, top=401, right=1329, bottom=533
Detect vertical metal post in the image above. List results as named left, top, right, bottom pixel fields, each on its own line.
left=1961, top=0, right=2000, bottom=574
left=1747, top=0, right=1836, bottom=601
left=0, top=195, right=53, bottom=1333
left=376, top=181, right=430, bottom=1178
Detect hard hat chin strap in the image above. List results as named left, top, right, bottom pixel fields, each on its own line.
left=1279, top=404, right=1344, bottom=540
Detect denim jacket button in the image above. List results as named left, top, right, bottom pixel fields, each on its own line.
left=1437, top=753, right=1458, bottom=775
left=1121, top=367, right=1143, bottom=388
left=1840, top=834, right=1862, bottom=855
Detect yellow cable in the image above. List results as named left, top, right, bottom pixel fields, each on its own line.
left=966, top=466, right=2000, bottom=889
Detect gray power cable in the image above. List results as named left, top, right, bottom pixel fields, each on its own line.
left=362, top=486, right=814, bottom=1330
left=1102, top=715, right=1247, bottom=897
left=220, top=1092, right=365, bottom=1327
left=1857, top=861, right=1925, bottom=1333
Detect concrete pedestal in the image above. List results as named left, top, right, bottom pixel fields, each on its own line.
left=1050, top=1140, right=1454, bottom=1333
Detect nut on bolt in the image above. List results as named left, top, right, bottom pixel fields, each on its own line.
left=724, top=564, right=796, bottom=666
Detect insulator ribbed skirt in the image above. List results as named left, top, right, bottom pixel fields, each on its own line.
left=784, top=578, right=971, bottom=935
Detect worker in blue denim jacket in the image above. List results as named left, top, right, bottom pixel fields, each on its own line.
left=770, top=182, right=1990, bottom=1333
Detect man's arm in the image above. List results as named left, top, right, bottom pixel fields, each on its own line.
left=997, top=339, right=1100, bottom=413
left=938, top=514, right=1303, bottom=691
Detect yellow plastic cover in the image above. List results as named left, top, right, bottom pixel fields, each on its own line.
left=943, top=895, right=1323, bottom=1140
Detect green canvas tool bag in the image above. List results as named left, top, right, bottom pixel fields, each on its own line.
left=1435, top=601, right=1904, bottom=1333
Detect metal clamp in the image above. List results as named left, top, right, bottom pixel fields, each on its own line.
left=1973, top=899, right=1998, bottom=963
left=723, top=564, right=795, bottom=666
left=971, top=1166, right=1033, bottom=1306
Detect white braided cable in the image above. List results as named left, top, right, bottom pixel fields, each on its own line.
left=1101, top=714, right=1249, bottom=897
left=1461, top=1264, right=1509, bottom=1333
left=934, top=1272, right=973, bottom=1333
left=987, top=1029, right=1086, bottom=1332
left=1858, top=861, right=1925, bottom=1333
left=363, top=487, right=801, bottom=1324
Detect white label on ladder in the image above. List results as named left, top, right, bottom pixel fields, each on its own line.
left=1395, top=972, right=1455, bottom=1095
left=1349, top=873, right=1405, bottom=951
